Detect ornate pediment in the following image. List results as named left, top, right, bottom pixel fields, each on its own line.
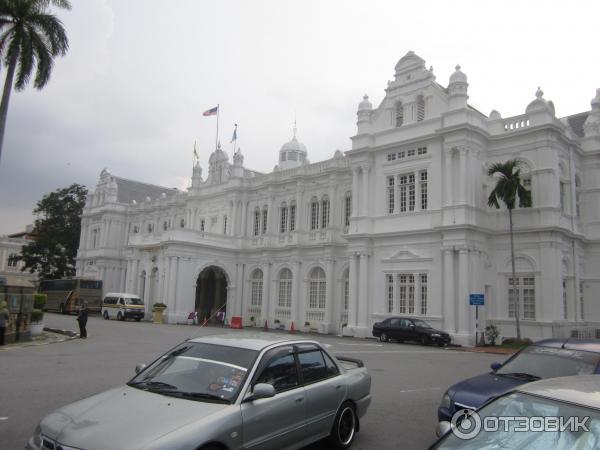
left=382, top=249, right=432, bottom=263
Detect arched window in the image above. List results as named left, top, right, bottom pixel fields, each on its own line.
left=321, top=196, right=330, bottom=229
left=253, top=208, right=260, bottom=236
left=310, top=197, right=319, bottom=230
left=308, top=267, right=326, bottom=309
left=344, top=192, right=351, bottom=228
left=395, top=101, right=404, bottom=127
left=280, top=202, right=288, bottom=233
left=251, top=269, right=263, bottom=306
left=289, top=201, right=296, bottom=231
left=163, top=220, right=169, bottom=231
left=278, top=268, right=292, bottom=308
left=416, top=95, right=425, bottom=122
left=180, top=218, right=185, bottom=228
left=262, top=206, right=268, bottom=234
left=148, top=223, right=154, bottom=233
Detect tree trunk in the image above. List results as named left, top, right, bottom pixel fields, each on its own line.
left=509, top=208, right=522, bottom=340
left=0, top=51, right=18, bottom=164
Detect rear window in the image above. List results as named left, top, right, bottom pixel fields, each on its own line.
left=126, top=297, right=143, bottom=305
left=497, top=346, right=600, bottom=378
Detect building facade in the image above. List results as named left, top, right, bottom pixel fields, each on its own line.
left=76, top=51, right=600, bottom=345
left=0, top=225, right=37, bottom=292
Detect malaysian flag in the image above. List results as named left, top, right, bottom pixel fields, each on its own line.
left=203, top=105, right=218, bottom=116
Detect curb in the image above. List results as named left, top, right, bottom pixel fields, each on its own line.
left=445, top=346, right=517, bottom=355
left=44, top=327, right=79, bottom=338
left=0, top=330, right=77, bottom=350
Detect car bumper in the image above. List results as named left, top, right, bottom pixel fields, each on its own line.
left=124, top=311, right=144, bottom=319
left=355, top=394, right=372, bottom=419
left=430, top=335, right=451, bottom=345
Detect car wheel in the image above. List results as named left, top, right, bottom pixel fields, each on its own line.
left=420, top=335, right=430, bottom=346
left=379, top=332, right=389, bottom=342
left=329, top=402, right=357, bottom=450
left=103, top=311, right=109, bottom=320
left=438, top=343, right=446, bottom=347
left=117, top=311, right=123, bottom=321
left=135, top=318, right=141, bottom=322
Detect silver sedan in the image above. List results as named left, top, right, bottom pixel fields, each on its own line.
left=27, top=333, right=372, bottom=450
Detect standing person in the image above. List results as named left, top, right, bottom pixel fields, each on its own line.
left=77, top=301, right=88, bottom=339
left=0, top=301, right=9, bottom=345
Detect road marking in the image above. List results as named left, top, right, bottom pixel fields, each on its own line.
left=335, top=342, right=383, bottom=347
left=397, top=387, right=442, bottom=393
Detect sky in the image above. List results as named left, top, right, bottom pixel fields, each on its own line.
left=0, top=0, right=598, bottom=235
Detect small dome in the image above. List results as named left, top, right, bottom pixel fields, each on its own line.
left=489, top=109, right=502, bottom=120
left=208, top=142, right=229, bottom=164
left=449, top=64, right=467, bottom=84
left=358, top=94, right=372, bottom=111
left=279, top=128, right=308, bottom=170
left=526, top=87, right=554, bottom=114
left=394, top=50, right=426, bottom=76
left=280, top=136, right=307, bottom=154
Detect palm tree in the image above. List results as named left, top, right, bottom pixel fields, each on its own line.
left=0, top=0, right=70, bottom=164
left=487, top=159, right=532, bottom=340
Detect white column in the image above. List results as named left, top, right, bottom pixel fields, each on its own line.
left=444, top=148, right=453, bottom=207
left=125, top=260, right=132, bottom=291
left=358, top=252, right=369, bottom=328
left=414, top=272, right=421, bottom=315
left=328, top=179, right=337, bottom=229
left=324, top=259, right=334, bottom=330
left=361, top=166, right=370, bottom=216
left=119, top=265, right=126, bottom=292
left=172, top=257, right=180, bottom=315
left=296, top=184, right=304, bottom=232
left=459, top=148, right=467, bottom=204
left=347, top=254, right=358, bottom=328
left=351, top=169, right=359, bottom=217
left=262, top=262, right=271, bottom=322
left=443, top=248, right=455, bottom=332
left=0, top=248, right=7, bottom=271
left=231, top=201, right=238, bottom=236
left=291, top=262, right=300, bottom=326
left=241, top=201, right=248, bottom=237
left=457, top=248, right=470, bottom=337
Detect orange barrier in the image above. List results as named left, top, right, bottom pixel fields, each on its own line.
left=230, top=316, right=243, bottom=329
left=289, top=321, right=296, bottom=334
left=263, top=320, right=269, bottom=331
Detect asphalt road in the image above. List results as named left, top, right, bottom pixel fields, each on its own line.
left=0, top=314, right=500, bottom=450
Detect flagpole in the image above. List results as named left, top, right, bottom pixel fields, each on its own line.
left=215, top=104, right=220, bottom=149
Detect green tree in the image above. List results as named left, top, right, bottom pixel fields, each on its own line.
left=487, top=159, right=532, bottom=340
left=0, top=0, right=71, bottom=164
left=20, top=183, right=87, bottom=279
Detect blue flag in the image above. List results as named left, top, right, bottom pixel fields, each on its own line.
left=230, top=124, right=238, bottom=143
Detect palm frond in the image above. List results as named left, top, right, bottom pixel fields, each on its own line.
left=14, top=25, right=34, bottom=90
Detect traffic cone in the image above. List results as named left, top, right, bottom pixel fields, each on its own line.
left=289, top=321, right=296, bottom=334
left=263, top=320, right=269, bottom=332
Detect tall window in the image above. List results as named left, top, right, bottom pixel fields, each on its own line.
left=251, top=269, right=263, bottom=307
left=280, top=203, right=288, bottom=233
left=387, top=176, right=395, bottom=214
left=7, top=253, right=18, bottom=268
left=278, top=268, right=292, bottom=308
left=310, top=198, right=319, bottom=230
left=343, top=270, right=349, bottom=312
left=398, top=274, right=414, bottom=314
left=289, top=202, right=296, bottom=231
left=92, top=229, right=98, bottom=248
left=262, top=206, right=268, bottom=234
left=200, top=219, right=205, bottom=232
left=387, top=274, right=394, bottom=313
left=420, top=171, right=428, bottom=210
left=163, top=220, right=169, bottom=231
left=508, top=277, right=535, bottom=320
left=344, top=192, right=352, bottom=227
left=562, top=279, right=568, bottom=320
left=560, top=182, right=567, bottom=213
left=575, top=176, right=581, bottom=217
left=399, top=174, right=415, bottom=212
left=253, top=208, right=260, bottom=236
left=180, top=218, right=185, bottom=228
left=223, top=215, right=227, bottom=234
left=395, top=101, right=404, bottom=127
left=416, top=95, right=425, bottom=122
left=420, top=274, right=428, bottom=315
left=321, top=196, right=330, bottom=228
left=309, top=267, right=326, bottom=309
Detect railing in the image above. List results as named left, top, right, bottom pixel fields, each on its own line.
left=275, top=308, right=291, bottom=320
left=247, top=306, right=262, bottom=316
left=552, top=323, right=600, bottom=339
left=306, top=310, right=325, bottom=322
left=504, top=117, right=531, bottom=132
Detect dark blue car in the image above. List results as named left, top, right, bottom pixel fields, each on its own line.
left=438, top=339, right=600, bottom=422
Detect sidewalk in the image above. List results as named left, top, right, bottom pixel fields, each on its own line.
left=447, top=345, right=518, bottom=355
left=0, top=328, right=77, bottom=350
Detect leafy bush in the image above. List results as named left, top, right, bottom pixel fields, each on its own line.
left=34, top=293, right=47, bottom=310
left=485, top=324, right=500, bottom=345
left=30, top=309, right=44, bottom=323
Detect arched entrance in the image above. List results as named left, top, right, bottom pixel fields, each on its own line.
left=195, top=266, right=228, bottom=323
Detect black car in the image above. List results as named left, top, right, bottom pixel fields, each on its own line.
left=372, top=317, right=451, bottom=346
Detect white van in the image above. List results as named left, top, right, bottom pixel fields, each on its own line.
left=101, top=293, right=145, bottom=321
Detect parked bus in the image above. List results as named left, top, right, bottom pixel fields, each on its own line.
left=38, top=278, right=103, bottom=314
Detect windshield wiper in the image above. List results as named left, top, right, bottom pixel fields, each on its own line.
left=163, top=391, right=231, bottom=404
left=497, top=372, right=541, bottom=381
left=128, top=380, right=179, bottom=391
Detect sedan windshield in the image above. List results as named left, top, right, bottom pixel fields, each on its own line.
left=496, top=346, right=600, bottom=379
left=434, top=392, right=600, bottom=449
left=128, top=342, right=258, bottom=403
left=413, top=319, right=432, bottom=328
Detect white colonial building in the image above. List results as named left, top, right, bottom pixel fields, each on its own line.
left=76, top=51, right=600, bottom=345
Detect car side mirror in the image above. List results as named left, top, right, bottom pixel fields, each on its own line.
left=491, top=362, right=502, bottom=372
left=435, top=421, right=451, bottom=438
left=135, top=363, right=146, bottom=374
left=246, top=383, right=276, bottom=401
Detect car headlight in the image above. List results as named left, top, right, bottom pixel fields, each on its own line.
left=431, top=333, right=441, bottom=337
left=440, top=393, right=452, bottom=409
left=32, top=424, right=42, bottom=447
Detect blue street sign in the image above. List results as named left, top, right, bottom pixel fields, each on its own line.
left=469, top=293, right=485, bottom=306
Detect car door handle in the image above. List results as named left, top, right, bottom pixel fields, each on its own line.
left=295, top=397, right=304, bottom=403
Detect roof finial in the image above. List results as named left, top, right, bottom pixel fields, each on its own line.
left=293, top=116, right=297, bottom=139
left=536, top=86, right=544, bottom=99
